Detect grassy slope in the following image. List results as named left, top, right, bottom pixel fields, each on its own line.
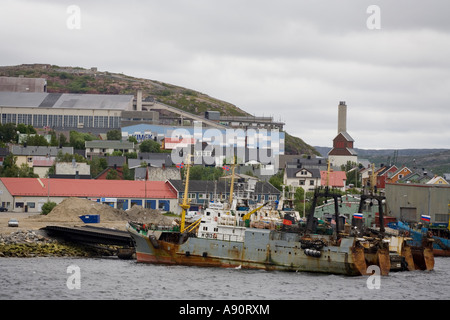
left=1, top=64, right=319, bottom=155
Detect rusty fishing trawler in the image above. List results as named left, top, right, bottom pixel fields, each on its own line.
left=127, top=158, right=434, bottom=276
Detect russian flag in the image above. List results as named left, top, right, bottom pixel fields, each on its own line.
left=353, top=213, right=363, bottom=220
left=421, top=215, right=431, bottom=222
left=176, top=163, right=184, bottom=169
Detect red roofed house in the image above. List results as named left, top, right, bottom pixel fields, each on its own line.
left=162, top=137, right=195, bottom=150
left=320, top=170, right=347, bottom=192
left=0, top=178, right=178, bottom=213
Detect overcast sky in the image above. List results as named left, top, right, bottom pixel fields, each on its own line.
left=1, top=0, right=449, bottom=149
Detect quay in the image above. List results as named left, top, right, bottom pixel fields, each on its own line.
left=43, top=225, right=134, bottom=247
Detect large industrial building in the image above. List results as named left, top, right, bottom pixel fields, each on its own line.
left=0, top=91, right=133, bottom=130
left=0, top=178, right=178, bottom=213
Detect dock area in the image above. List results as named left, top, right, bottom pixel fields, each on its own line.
left=43, top=225, right=134, bottom=247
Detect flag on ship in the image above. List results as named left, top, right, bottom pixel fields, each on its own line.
left=353, top=213, right=363, bottom=220
left=282, top=213, right=295, bottom=225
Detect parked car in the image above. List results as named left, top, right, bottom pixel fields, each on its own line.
left=0, top=207, right=8, bottom=212
left=8, top=219, right=19, bottom=227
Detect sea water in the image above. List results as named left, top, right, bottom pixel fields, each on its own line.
left=1, top=256, right=449, bottom=301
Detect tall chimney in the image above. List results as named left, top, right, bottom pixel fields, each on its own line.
left=136, top=90, right=143, bottom=111
left=337, top=101, right=347, bottom=133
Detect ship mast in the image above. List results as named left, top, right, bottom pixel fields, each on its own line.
left=326, top=159, right=331, bottom=187
left=180, top=155, right=191, bottom=233
left=228, top=157, right=236, bottom=208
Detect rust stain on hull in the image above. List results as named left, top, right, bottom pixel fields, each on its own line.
left=351, top=246, right=367, bottom=275
left=401, top=245, right=416, bottom=271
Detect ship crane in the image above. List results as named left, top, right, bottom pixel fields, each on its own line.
left=179, top=155, right=192, bottom=233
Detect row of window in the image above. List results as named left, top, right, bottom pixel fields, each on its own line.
left=299, top=179, right=315, bottom=186
left=181, top=192, right=278, bottom=201
left=1, top=113, right=120, bottom=128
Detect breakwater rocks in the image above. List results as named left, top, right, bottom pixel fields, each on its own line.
left=0, top=230, right=115, bottom=258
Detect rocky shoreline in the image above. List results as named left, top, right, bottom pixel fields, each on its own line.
left=0, top=229, right=120, bottom=258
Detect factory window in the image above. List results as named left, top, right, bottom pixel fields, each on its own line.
left=37, top=114, right=44, bottom=127
left=82, top=116, right=93, bottom=128
left=436, top=214, right=449, bottom=222
left=48, top=115, right=54, bottom=127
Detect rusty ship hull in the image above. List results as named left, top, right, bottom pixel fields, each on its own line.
left=127, top=225, right=368, bottom=276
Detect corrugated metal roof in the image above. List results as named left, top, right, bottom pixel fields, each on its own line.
left=85, top=140, right=135, bottom=149
left=0, top=178, right=177, bottom=199
left=12, top=146, right=73, bottom=156
left=0, top=92, right=133, bottom=110
left=168, top=179, right=280, bottom=195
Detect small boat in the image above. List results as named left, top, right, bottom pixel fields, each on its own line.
left=396, top=220, right=448, bottom=258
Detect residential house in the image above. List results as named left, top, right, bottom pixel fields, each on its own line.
left=388, top=166, right=413, bottom=184
left=426, top=175, right=449, bottom=185
left=320, top=170, right=347, bottom=192
left=85, top=140, right=135, bottom=159
left=0, top=147, right=9, bottom=166
left=10, top=146, right=74, bottom=177
left=397, top=168, right=432, bottom=184
left=51, top=160, right=91, bottom=179
left=162, top=137, right=195, bottom=150
left=136, top=153, right=173, bottom=167
left=32, top=156, right=55, bottom=177
left=283, top=157, right=326, bottom=192
left=95, top=156, right=127, bottom=180
left=167, top=179, right=281, bottom=211
left=284, top=167, right=321, bottom=193
left=135, top=166, right=181, bottom=181
left=375, top=165, right=398, bottom=190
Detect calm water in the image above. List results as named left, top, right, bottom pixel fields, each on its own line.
left=1, top=256, right=449, bottom=301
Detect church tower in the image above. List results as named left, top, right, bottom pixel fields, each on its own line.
left=327, top=101, right=358, bottom=168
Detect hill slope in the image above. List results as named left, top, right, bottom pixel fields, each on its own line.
left=315, top=146, right=450, bottom=176
left=0, top=64, right=319, bottom=155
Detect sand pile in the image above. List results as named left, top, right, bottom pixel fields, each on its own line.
left=123, top=205, right=174, bottom=225
left=28, top=197, right=175, bottom=226
left=30, top=198, right=125, bottom=222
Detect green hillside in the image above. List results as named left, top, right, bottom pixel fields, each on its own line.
left=0, top=64, right=319, bottom=155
